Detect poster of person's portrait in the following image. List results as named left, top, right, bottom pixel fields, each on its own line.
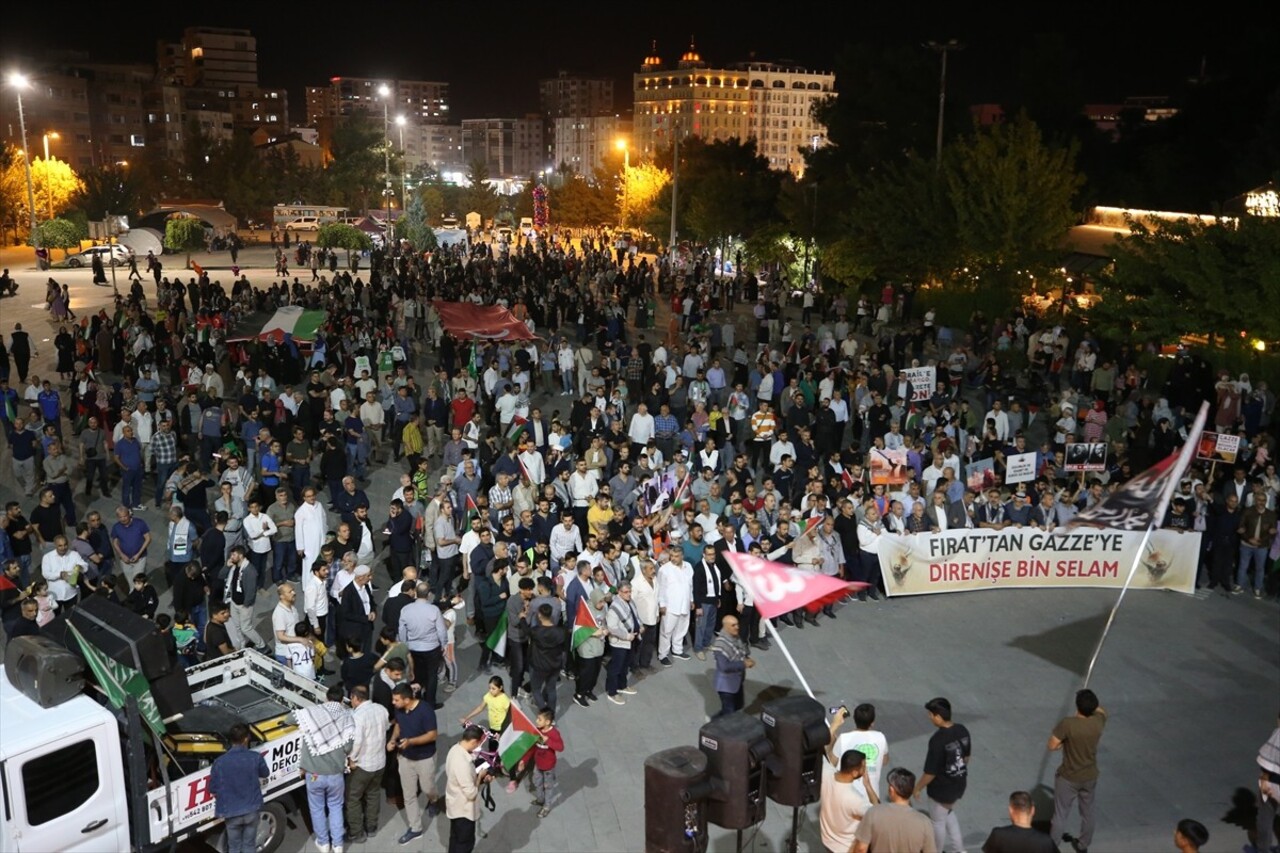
left=870, top=448, right=911, bottom=485
left=1195, top=431, right=1240, bottom=465
left=1064, top=442, right=1107, bottom=472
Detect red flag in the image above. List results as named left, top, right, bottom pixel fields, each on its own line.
left=723, top=551, right=863, bottom=620
left=1070, top=401, right=1207, bottom=531
left=841, top=469, right=856, bottom=491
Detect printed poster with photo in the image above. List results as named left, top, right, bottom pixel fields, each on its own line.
left=1064, top=442, right=1107, bottom=472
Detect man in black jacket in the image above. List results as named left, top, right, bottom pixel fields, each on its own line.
left=339, top=565, right=377, bottom=654
left=529, top=604, right=566, bottom=718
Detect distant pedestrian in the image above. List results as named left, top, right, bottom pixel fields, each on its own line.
left=445, top=725, right=489, bottom=853
left=853, top=767, right=936, bottom=853
left=208, top=723, right=269, bottom=853
left=1048, top=689, right=1107, bottom=853
left=914, top=697, right=971, bottom=853
left=345, top=684, right=389, bottom=845
left=1173, top=818, right=1209, bottom=853
left=709, top=613, right=753, bottom=717
left=290, top=684, right=353, bottom=853
left=981, top=791, right=1055, bottom=853
left=530, top=707, right=564, bottom=818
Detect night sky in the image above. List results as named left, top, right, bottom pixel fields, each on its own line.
left=1, top=6, right=1272, bottom=121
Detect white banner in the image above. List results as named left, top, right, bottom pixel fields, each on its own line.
left=876, top=528, right=1199, bottom=596
left=902, top=366, right=936, bottom=402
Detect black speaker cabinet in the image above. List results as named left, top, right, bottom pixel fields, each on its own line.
left=5, top=635, right=85, bottom=708
left=68, top=595, right=171, bottom=679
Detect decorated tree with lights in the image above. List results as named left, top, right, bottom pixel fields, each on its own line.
left=532, top=182, right=548, bottom=229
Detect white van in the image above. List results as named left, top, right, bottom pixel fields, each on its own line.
left=284, top=216, right=320, bottom=231
left=519, top=216, right=535, bottom=236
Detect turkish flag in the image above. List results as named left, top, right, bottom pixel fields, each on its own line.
left=723, top=551, right=865, bottom=620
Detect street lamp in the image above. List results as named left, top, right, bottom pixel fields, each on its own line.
left=615, top=138, right=629, bottom=227
left=42, top=131, right=60, bottom=221
left=7, top=73, right=39, bottom=263
left=925, top=40, right=965, bottom=171
left=396, top=115, right=407, bottom=213
left=377, top=84, right=393, bottom=245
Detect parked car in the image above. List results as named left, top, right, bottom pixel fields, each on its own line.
left=65, top=245, right=133, bottom=267
left=284, top=216, right=321, bottom=231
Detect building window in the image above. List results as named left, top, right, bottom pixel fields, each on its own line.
left=130, top=134, right=145, bottom=147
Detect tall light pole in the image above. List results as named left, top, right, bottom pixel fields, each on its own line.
left=8, top=73, right=39, bottom=262
left=668, top=113, right=680, bottom=266
left=925, top=40, right=964, bottom=171
left=615, top=138, right=629, bottom=227
left=377, top=84, right=393, bottom=246
left=396, top=115, right=407, bottom=214
left=42, top=131, right=59, bottom=221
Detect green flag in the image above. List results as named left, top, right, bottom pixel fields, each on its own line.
left=467, top=343, right=478, bottom=379
left=68, top=623, right=168, bottom=737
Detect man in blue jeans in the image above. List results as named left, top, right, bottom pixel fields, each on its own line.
left=209, top=723, right=269, bottom=853
left=113, top=423, right=145, bottom=510
left=1234, top=481, right=1277, bottom=599
left=290, top=684, right=354, bottom=853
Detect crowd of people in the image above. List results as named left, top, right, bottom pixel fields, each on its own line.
left=0, top=231, right=1277, bottom=852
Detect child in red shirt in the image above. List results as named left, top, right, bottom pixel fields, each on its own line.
left=531, top=707, right=564, bottom=818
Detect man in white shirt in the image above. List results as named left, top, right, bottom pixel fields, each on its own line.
left=243, top=497, right=278, bottom=589
left=294, top=487, right=328, bottom=573
left=271, top=582, right=310, bottom=665
left=769, top=430, right=797, bottom=468
left=346, top=684, right=390, bottom=843
left=656, top=550, right=694, bottom=664
left=303, top=561, right=330, bottom=636
left=822, top=708, right=879, bottom=853
left=983, top=400, right=1010, bottom=442
left=549, top=513, right=584, bottom=570
left=42, top=534, right=87, bottom=610
left=628, top=404, right=655, bottom=452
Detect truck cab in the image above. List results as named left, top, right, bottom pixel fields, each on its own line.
left=0, top=672, right=129, bottom=852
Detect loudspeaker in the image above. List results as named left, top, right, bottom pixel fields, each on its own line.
left=761, top=695, right=827, bottom=807
left=4, top=635, right=85, bottom=708
left=644, top=746, right=711, bottom=853
left=69, top=595, right=171, bottom=679
left=150, top=668, right=194, bottom=719
left=699, top=714, right=772, bottom=830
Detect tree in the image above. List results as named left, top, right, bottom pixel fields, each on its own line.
left=33, top=218, right=83, bottom=260
left=164, top=216, right=207, bottom=268
left=1087, top=216, right=1280, bottom=345
left=944, top=114, right=1084, bottom=295
left=395, top=192, right=436, bottom=251
left=461, top=160, right=499, bottom=223
left=30, top=158, right=83, bottom=221
left=327, top=117, right=385, bottom=211
left=316, top=222, right=374, bottom=269
left=74, top=163, right=146, bottom=221
left=0, top=143, right=29, bottom=244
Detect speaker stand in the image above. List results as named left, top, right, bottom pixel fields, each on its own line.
left=787, top=806, right=800, bottom=853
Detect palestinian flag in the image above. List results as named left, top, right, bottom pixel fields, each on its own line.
left=517, top=457, right=533, bottom=488
left=506, top=415, right=528, bottom=443
left=485, top=610, right=507, bottom=658
left=464, top=494, right=480, bottom=527
left=841, top=469, right=856, bottom=491
left=803, top=515, right=823, bottom=536
left=498, top=703, right=540, bottom=773
left=227, top=305, right=328, bottom=343
left=571, top=597, right=599, bottom=649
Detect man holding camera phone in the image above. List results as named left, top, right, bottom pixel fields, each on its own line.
left=446, top=725, right=489, bottom=853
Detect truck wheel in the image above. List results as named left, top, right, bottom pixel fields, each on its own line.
left=255, top=802, right=288, bottom=853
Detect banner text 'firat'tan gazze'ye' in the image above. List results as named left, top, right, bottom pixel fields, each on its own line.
left=876, top=527, right=1199, bottom=596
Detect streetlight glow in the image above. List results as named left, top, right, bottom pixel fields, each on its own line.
left=395, top=114, right=406, bottom=126
left=7, top=72, right=30, bottom=89
left=7, top=71, right=39, bottom=262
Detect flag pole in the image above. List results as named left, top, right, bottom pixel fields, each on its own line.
left=1074, top=401, right=1208, bottom=689
left=1081, top=521, right=1156, bottom=689
left=760, top=616, right=817, bottom=700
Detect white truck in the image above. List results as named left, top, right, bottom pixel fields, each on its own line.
left=1, top=647, right=326, bottom=853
